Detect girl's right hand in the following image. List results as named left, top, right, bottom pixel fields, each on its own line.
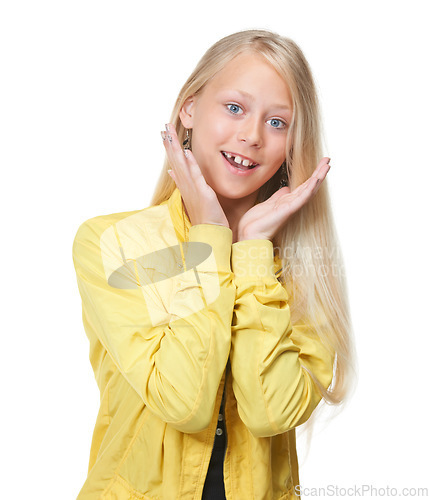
left=161, top=123, right=230, bottom=229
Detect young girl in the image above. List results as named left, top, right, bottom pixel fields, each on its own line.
left=72, top=29, right=355, bottom=500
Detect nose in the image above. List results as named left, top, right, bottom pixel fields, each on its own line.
left=237, top=117, right=262, bottom=147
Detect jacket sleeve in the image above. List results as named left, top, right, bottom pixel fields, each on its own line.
left=72, top=218, right=236, bottom=434
left=230, top=238, right=335, bottom=438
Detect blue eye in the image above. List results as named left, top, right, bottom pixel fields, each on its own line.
left=268, top=118, right=287, bottom=129
left=226, top=103, right=243, bottom=115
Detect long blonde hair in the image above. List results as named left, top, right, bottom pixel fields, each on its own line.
left=150, top=29, right=357, bottom=432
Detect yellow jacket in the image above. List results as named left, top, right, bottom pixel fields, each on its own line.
left=72, top=187, right=335, bottom=499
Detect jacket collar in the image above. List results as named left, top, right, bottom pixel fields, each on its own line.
left=167, top=186, right=282, bottom=275
left=167, top=187, right=192, bottom=242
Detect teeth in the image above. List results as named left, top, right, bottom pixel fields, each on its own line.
left=223, top=152, right=256, bottom=168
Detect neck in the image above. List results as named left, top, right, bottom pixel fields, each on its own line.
left=182, top=189, right=259, bottom=243
left=216, top=190, right=259, bottom=243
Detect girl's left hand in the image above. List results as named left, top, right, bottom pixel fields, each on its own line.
left=237, top=157, right=331, bottom=241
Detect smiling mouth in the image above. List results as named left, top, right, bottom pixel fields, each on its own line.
left=221, top=151, right=259, bottom=170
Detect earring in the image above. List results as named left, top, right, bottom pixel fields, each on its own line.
left=182, top=128, right=192, bottom=150
left=279, top=161, right=288, bottom=187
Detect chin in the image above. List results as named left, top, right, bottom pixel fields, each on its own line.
left=211, top=182, right=259, bottom=201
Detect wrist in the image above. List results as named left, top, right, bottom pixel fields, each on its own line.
left=195, top=221, right=229, bottom=228
left=237, top=225, right=269, bottom=242
left=237, top=233, right=270, bottom=242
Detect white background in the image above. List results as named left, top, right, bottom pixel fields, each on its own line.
left=1, top=1, right=428, bottom=498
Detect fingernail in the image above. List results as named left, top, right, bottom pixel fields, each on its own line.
left=165, top=123, right=170, bottom=131
left=167, top=134, right=172, bottom=143
left=184, top=149, right=190, bottom=158
left=161, top=131, right=166, bottom=140
left=167, top=169, right=172, bottom=175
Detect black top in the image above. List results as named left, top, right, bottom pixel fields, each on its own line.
left=201, top=383, right=227, bottom=499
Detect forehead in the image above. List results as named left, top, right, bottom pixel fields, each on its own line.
left=202, top=51, right=292, bottom=104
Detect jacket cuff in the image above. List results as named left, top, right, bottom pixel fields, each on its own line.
left=231, top=239, right=276, bottom=281
left=188, top=224, right=232, bottom=273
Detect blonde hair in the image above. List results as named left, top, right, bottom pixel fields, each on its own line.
left=150, top=29, right=357, bottom=435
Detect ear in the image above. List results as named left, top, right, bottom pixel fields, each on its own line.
left=179, top=96, right=195, bottom=129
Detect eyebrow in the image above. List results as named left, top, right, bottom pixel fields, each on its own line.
left=231, top=89, right=292, bottom=111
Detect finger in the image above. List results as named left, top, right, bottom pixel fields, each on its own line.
left=310, top=157, right=331, bottom=180
left=313, top=162, right=331, bottom=184
left=295, top=171, right=327, bottom=203
left=162, top=125, right=209, bottom=199
left=290, top=174, right=317, bottom=196
left=164, top=125, right=207, bottom=185
left=181, top=148, right=207, bottom=183
left=277, top=160, right=330, bottom=217
left=293, top=161, right=330, bottom=196
left=164, top=123, right=182, bottom=153
left=168, top=126, right=199, bottom=184
left=282, top=177, right=319, bottom=213
left=165, top=123, right=190, bottom=160
left=281, top=176, right=319, bottom=212
left=162, top=124, right=190, bottom=182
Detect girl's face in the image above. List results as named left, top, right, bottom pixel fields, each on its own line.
left=180, top=51, right=293, bottom=200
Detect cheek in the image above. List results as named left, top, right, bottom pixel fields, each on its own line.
left=189, top=127, right=219, bottom=174
left=193, top=116, right=229, bottom=158
left=269, top=139, right=287, bottom=164
left=202, top=113, right=230, bottom=143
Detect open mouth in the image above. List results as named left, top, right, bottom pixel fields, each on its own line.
left=221, top=151, right=259, bottom=170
